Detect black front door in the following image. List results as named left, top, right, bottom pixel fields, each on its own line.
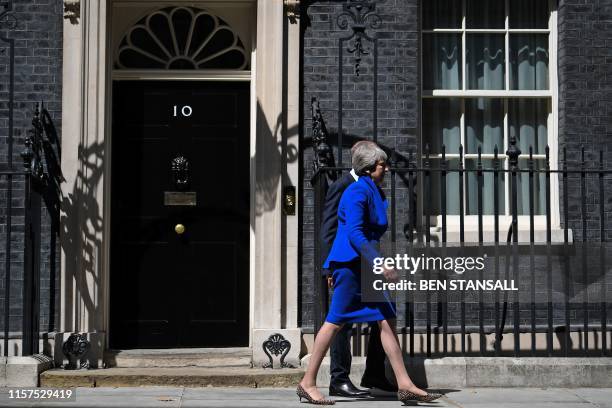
left=110, top=81, right=250, bottom=349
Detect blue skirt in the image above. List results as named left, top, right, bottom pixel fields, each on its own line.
left=325, top=260, right=396, bottom=325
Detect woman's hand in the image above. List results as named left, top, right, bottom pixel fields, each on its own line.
left=383, top=267, right=399, bottom=283
left=327, top=274, right=334, bottom=288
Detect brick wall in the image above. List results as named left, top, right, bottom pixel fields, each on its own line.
left=300, top=0, right=612, bottom=332
left=558, top=0, right=612, bottom=241
left=0, top=0, right=63, bottom=336
left=301, top=0, right=420, bottom=330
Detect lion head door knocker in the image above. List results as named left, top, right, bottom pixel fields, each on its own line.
left=171, top=155, right=190, bottom=190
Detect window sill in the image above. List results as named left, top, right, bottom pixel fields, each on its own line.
left=422, top=227, right=573, bottom=244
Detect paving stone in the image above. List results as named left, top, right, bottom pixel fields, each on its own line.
left=0, top=387, right=609, bottom=407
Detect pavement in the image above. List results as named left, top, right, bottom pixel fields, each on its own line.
left=0, top=387, right=611, bottom=407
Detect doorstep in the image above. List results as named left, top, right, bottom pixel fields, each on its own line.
left=40, top=366, right=305, bottom=388
left=103, top=347, right=253, bottom=368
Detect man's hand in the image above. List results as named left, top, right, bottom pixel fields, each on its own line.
left=383, top=267, right=399, bottom=283
left=327, top=274, right=334, bottom=288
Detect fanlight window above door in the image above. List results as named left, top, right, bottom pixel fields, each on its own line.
left=116, top=7, right=249, bottom=70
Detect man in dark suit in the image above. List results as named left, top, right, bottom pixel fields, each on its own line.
left=320, top=141, right=398, bottom=398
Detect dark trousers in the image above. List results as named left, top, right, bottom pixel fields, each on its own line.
left=329, top=322, right=386, bottom=386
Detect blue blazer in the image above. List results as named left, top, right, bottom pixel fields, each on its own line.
left=320, top=172, right=356, bottom=274
left=323, top=176, right=388, bottom=268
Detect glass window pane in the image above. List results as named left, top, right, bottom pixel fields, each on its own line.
left=430, top=159, right=461, bottom=215
left=423, top=0, right=462, bottom=29
left=510, top=34, right=549, bottom=90
left=423, top=99, right=462, bottom=155
left=465, top=98, right=504, bottom=155
left=517, top=159, right=546, bottom=215
left=466, top=34, right=505, bottom=90
left=466, top=159, right=506, bottom=215
left=508, top=99, right=548, bottom=155
left=423, top=34, right=462, bottom=90
left=466, top=0, right=505, bottom=29
left=510, top=0, right=549, bottom=29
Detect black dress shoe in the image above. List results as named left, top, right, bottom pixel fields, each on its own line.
left=360, top=376, right=398, bottom=393
left=329, top=381, right=370, bottom=398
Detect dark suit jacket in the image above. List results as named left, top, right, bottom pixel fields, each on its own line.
left=320, top=172, right=356, bottom=274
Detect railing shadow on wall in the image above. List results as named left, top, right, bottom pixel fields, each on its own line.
left=252, top=96, right=300, bottom=328
left=39, top=108, right=64, bottom=337
left=59, top=139, right=104, bottom=353
left=252, top=101, right=300, bottom=218
left=310, top=96, right=612, bottom=358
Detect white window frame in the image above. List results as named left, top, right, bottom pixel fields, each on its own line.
left=419, top=0, right=561, bottom=236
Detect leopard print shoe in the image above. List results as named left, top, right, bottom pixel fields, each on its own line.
left=398, top=389, right=443, bottom=403
left=297, top=384, right=335, bottom=405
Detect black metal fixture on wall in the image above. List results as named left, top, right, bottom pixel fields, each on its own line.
left=283, top=186, right=297, bottom=216
left=310, top=97, right=335, bottom=332
left=311, top=97, right=336, bottom=178
left=337, top=0, right=381, bottom=76
left=336, top=0, right=381, bottom=165
left=22, top=104, right=47, bottom=183
left=20, top=104, right=48, bottom=356
left=63, top=1, right=80, bottom=25
left=285, top=0, right=300, bottom=24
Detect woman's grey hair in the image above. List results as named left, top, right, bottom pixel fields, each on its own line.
left=351, top=141, right=388, bottom=175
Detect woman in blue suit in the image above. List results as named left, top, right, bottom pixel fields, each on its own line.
left=297, top=142, right=442, bottom=405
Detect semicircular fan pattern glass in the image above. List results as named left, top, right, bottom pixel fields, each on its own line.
left=116, top=7, right=248, bottom=70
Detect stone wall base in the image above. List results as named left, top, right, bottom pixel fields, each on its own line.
left=0, top=355, right=54, bottom=387
left=302, top=355, right=612, bottom=388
